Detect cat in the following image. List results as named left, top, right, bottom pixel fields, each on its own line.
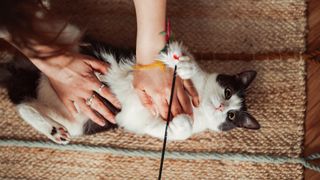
left=0, top=41, right=260, bottom=144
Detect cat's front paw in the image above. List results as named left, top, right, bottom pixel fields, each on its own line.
left=49, top=126, right=70, bottom=145
left=177, top=59, right=197, bottom=79
left=168, top=114, right=192, bottom=140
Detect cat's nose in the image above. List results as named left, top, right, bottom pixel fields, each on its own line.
left=215, top=103, right=224, bottom=112
left=219, top=104, right=224, bottom=111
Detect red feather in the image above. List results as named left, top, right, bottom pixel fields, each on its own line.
left=173, top=54, right=180, bottom=61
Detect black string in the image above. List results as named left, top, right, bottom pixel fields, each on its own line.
left=158, top=65, right=177, bottom=180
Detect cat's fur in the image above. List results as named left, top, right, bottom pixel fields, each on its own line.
left=0, top=41, right=260, bottom=144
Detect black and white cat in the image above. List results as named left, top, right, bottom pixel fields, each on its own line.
left=0, top=42, right=260, bottom=144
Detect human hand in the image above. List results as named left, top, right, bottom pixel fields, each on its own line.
left=30, top=52, right=121, bottom=126
left=133, top=0, right=199, bottom=119
left=133, top=67, right=199, bottom=119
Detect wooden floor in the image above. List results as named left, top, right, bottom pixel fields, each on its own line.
left=307, top=0, right=320, bottom=53
left=305, top=60, right=320, bottom=179
left=305, top=0, right=320, bottom=179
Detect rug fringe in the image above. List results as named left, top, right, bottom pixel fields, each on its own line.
left=1, top=139, right=319, bottom=173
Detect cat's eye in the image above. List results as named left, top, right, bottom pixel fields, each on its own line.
left=228, top=112, right=235, bottom=120
left=225, top=88, right=232, bottom=100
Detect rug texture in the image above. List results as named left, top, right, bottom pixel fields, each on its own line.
left=50, top=0, right=307, bottom=54
left=0, top=57, right=306, bottom=179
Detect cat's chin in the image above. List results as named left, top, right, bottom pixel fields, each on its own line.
left=218, top=122, right=236, bottom=132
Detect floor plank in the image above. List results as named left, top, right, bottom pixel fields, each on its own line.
left=307, top=0, right=320, bottom=52
left=304, top=59, right=320, bottom=179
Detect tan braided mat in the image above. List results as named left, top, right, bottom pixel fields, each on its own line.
left=0, top=57, right=306, bottom=179
left=0, top=147, right=303, bottom=179
left=50, top=0, right=307, bottom=54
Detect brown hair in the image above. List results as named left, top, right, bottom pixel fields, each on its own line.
left=0, top=0, right=83, bottom=58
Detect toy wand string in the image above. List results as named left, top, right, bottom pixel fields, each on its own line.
left=158, top=65, right=177, bottom=180
left=157, top=18, right=176, bottom=179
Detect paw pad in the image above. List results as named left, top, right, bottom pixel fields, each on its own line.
left=50, top=126, right=70, bottom=144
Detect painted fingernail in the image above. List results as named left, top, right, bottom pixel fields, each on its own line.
left=60, top=137, right=66, bottom=141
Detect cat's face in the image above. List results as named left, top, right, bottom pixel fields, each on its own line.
left=203, top=70, right=260, bottom=132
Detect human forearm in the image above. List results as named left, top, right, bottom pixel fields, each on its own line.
left=133, top=0, right=167, bottom=65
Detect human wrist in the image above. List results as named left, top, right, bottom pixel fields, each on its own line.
left=136, top=35, right=166, bottom=65
left=133, top=61, right=166, bottom=71
left=28, top=57, right=57, bottom=77
left=29, top=53, right=72, bottom=78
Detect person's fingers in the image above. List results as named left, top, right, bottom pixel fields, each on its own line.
left=90, top=96, right=116, bottom=124
left=77, top=99, right=106, bottom=126
left=154, top=94, right=169, bottom=120
left=97, top=83, right=121, bottom=109
left=62, top=99, right=78, bottom=118
left=136, top=89, right=157, bottom=116
left=176, top=81, right=193, bottom=116
left=183, top=79, right=200, bottom=107
left=86, top=74, right=121, bottom=109
left=85, top=59, right=109, bottom=74
left=170, top=92, right=183, bottom=117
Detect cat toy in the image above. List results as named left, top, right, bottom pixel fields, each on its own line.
left=157, top=64, right=176, bottom=180
left=156, top=20, right=182, bottom=180
left=157, top=19, right=174, bottom=180
left=133, top=20, right=183, bottom=179
left=156, top=45, right=188, bottom=179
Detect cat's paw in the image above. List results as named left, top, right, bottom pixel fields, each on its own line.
left=168, top=114, right=192, bottom=140
left=177, top=59, right=197, bottom=79
left=49, top=126, right=70, bottom=145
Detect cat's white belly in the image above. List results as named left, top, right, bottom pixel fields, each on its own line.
left=115, top=92, right=154, bottom=134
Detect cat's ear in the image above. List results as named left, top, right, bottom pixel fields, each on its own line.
left=236, top=111, right=260, bottom=130
left=237, top=70, right=257, bottom=89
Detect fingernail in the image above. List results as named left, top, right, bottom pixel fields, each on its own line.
left=115, top=99, right=122, bottom=108
left=110, top=117, right=117, bottom=124
left=152, top=110, right=156, bottom=116
left=194, top=98, right=200, bottom=107
left=151, top=107, right=157, bottom=116
left=99, top=120, right=106, bottom=126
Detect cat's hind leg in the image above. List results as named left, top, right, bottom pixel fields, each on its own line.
left=145, top=114, right=193, bottom=141
left=17, top=103, right=70, bottom=144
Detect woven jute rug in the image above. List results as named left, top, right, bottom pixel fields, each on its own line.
left=49, top=0, right=307, bottom=54
left=0, top=57, right=306, bottom=179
